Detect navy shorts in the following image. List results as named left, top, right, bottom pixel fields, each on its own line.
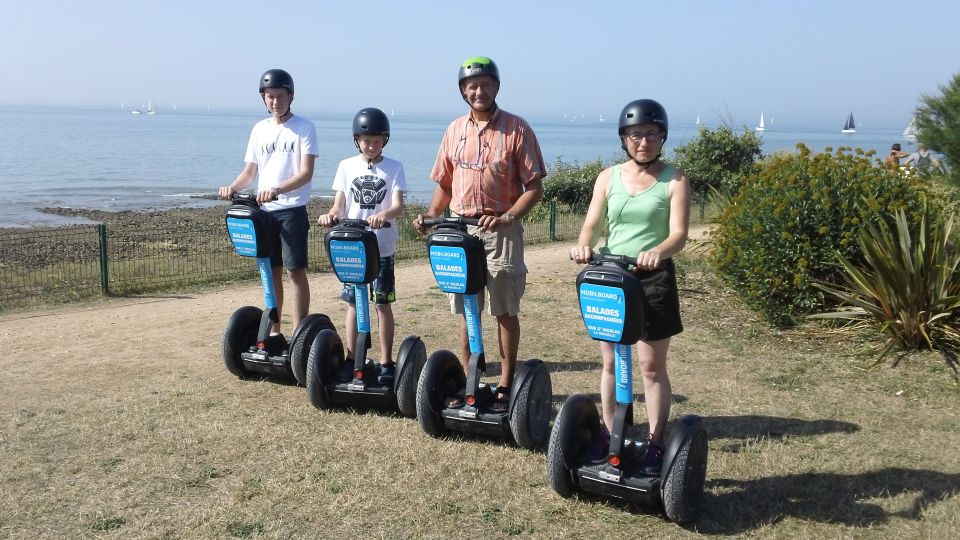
left=267, top=206, right=309, bottom=269
left=340, top=255, right=397, bottom=305
left=637, top=258, right=683, bottom=341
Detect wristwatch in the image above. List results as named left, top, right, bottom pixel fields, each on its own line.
left=502, top=212, right=516, bottom=224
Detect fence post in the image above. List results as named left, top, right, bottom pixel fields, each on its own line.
left=549, top=200, right=557, bottom=241
left=98, top=224, right=110, bottom=296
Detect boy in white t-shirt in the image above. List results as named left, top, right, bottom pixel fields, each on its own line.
left=219, top=69, right=318, bottom=343
left=318, top=108, right=406, bottom=384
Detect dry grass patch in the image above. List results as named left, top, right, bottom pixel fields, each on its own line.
left=0, top=243, right=958, bottom=538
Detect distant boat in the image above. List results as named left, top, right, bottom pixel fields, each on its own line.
left=146, top=101, right=157, bottom=115
left=696, top=115, right=701, bottom=126
left=130, top=108, right=142, bottom=115
left=755, top=113, right=766, bottom=132
left=903, top=118, right=918, bottom=141
left=599, top=113, right=605, bottom=122
left=841, top=112, right=857, bottom=133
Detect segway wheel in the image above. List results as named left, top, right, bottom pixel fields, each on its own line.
left=289, top=314, right=336, bottom=386
left=305, top=329, right=344, bottom=410
left=222, top=306, right=262, bottom=378
left=509, top=360, right=553, bottom=450
left=415, top=350, right=465, bottom=438
left=662, top=423, right=709, bottom=524
left=546, top=394, right=601, bottom=497
left=395, top=336, right=427, bottom=418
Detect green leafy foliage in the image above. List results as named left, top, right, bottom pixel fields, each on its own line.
left=712, top=144, right=925, bottom=326
left=672, top=125, right=763, bottom=194
left=540, top=157, right=606, bottom=213
left=813, top=201, right=960, bottom=381
left=915, top=72, right=960, bottom=184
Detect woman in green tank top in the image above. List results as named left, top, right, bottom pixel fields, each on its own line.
left=570, top=99, right=691, bottom=475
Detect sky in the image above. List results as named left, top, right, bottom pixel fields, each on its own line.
left=2, top=0, right=958, bottom=129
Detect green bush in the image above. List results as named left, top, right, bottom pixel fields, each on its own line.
left=813, top=200, right=960, bottom=381
left=540, top=157, right=606, bottom=213
left=672, top=126, right=763, bottom=194
left=915, top=71, right=960, bottom=184
left=712, top=144, right=926, bottom=326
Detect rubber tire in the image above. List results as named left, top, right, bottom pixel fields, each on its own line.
left=662, top=424, right=709, bottom=524
left=289, top=314, right=335, bottom=386
left=305, top=329, right=344, bottom=410
left=222, top=306, right=262, bottom=378
left=395, top=337, right=427, bottom=418
left=509, top=361, right=553, bottom=450
left=546, top=394, right=601, bottom=498
left=415, top=350, right=464, bottom=438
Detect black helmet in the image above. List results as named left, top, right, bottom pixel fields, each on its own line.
left=618, top=99, right=668, bottom=143
left=352, top=108, right=390, bottom=137
left=458, top=56, right=500, bottom=86
left=259, top=69, right=294, bottom=95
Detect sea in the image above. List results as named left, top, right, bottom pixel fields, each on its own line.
left=0, top=105, right=919, bottom=228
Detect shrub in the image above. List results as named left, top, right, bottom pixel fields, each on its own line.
left=711, top=144, right=926, bottom=326
left=541, top=157, right=606, bottom=213
left=672, top=126, right=763, bottom=194
left=915, top=71, right=960, bottom=184
left=813, top=201, right=960, bottom=381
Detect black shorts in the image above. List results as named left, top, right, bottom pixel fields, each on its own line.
left=266, top=206, right=309, bottom=269
left=339, top=255, right=397, bottom=305
left=637, top=258, right=683, bottom=341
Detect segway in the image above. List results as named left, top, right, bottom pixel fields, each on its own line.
left=222, top=192, right=335, bottom=384
left=414, top=217, right=552, bottom=450
left=546, top=254, right=708, bottom=523
left=304, top=218, right=426, bottom=416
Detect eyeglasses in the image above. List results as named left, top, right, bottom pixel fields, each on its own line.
left=624, top=131, right=663, bottom=143
left=453, top=128, right=486, bottom=171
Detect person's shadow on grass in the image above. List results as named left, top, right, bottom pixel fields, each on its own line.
left=697, top=467, right=960, bottom=534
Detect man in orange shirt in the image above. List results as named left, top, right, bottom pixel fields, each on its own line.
left=414, top=56, right=546, bottom=412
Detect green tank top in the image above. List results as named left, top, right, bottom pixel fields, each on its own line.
left=600, top=164, right=673, bottom=257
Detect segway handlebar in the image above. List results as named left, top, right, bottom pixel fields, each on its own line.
left=420, top=216, right=481, bottom=228
left=230, top=191, right=278, bottom=204
left=326, top=217, right=392, bottom=229
left=571, top=252, right=639, bottom=268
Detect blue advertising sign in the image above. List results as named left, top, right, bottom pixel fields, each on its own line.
left=578, top=283, right=626, bottom=342
left=226, top=217, right=258, bottom=257
left=429, top=246, right=468, bottom=293
left=330, top=240, right=367, bottom=283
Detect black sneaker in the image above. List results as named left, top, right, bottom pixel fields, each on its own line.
left=377, top=362, right=396, bottom=385
left=264, top=333, right=287, bottom=355
left=338, top=359, right=355, bottom=382
left=641, top=441, right=664, bottom=475
left=587, top=428, right=611, bottom=462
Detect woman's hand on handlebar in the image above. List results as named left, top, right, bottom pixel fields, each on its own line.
left=635, top=250, right=662, bottom=270
left=570, top=245, right=594, bottom=264
left=255, top=188, right=279, bottom=205
left=218, top=186, right=235, bottom=200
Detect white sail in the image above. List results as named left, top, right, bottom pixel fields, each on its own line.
left=903, top=118, right=918, bottom=141
left=755, top=113, right=766, bottom=131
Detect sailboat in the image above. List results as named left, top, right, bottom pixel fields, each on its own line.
left=146, top=100, right=157, bottom=115
left=841, top=112, right=856, bottom=133
left=696, top=115, right=701, bottom=126
left=903, top=118, right=918, bottom=142
left=755, top=113, right=766, bottom=132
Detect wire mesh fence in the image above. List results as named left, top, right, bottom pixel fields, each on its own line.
left=1, top=203, right=586, bottom=312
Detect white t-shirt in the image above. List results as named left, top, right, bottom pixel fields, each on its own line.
left=331, top=154, right=408, bottom=257
left=243, top=114, right=318, bottom=212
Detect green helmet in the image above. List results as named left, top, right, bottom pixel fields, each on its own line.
left=458, top=56, right=500, bottom=86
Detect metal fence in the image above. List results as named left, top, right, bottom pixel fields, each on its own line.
left=0, top=203, right=586, bottom=312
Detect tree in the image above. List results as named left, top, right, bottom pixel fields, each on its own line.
left=915, top=72, right=960, bottom=183
left=671, top=126, right=763, bottom=194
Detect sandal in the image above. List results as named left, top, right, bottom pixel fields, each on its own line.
left=490, top=386, right=510, bottom=413
left=445, top=386, right=466, bottom=408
